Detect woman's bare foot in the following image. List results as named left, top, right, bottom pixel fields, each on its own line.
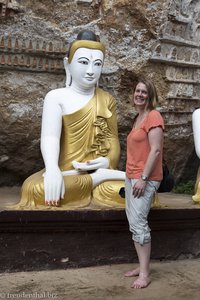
left=131, top=275, right=151, bottom=289
left=124, top=267, right=140, bottom=277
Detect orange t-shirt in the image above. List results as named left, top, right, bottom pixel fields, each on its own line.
left=126, top=110, right=164, bottom=180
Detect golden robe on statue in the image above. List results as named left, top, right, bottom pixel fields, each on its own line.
left=15, top=88, right=125, bottom=210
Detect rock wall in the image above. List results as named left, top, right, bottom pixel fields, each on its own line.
left=0, top=0, right=199, bottom=186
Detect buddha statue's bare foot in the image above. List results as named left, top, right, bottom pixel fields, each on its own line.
left=192, top=193, right=200, bottom=203
left=151, top=193, right=161, bottom=208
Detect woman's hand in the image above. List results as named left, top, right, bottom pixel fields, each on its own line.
left=132, top=179, right=147, bottom=198
left=72, top=157, right=109, bottom=171
left=43, top=167, right=65, bottom=206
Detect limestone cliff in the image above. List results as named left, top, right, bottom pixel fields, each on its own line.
left=0, top=0, right=199, bottom=185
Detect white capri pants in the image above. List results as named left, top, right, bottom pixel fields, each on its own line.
left=125, top=176, right=160, bottom=245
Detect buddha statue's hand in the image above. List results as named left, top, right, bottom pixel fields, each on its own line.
left=43, top=167, right=65, bottom=206
left=72, top=157, right=109, bottom=171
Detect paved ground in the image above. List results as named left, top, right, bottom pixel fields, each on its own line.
left=0, top=258, right=200, bottom=300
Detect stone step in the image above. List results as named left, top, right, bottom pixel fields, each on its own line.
left=0, top=188, right=199, bottom=272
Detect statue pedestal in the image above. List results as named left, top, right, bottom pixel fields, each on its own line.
left=0, top=188, right=200, bottom=272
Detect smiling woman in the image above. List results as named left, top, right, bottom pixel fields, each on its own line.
left=14, top=30, right=126, bottom=210
left=125, top=78, right=164, bottom=289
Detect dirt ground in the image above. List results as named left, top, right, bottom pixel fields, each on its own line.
left=0, top=258, right=199, bottom=300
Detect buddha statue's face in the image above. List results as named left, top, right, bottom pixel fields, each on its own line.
left=68, top=47, right=104, bottom=88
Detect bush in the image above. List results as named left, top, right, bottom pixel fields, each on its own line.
left=173, top=180, right=195, bottom=195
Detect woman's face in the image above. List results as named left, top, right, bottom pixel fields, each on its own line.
left=133, top=82, right=149, bottom=108
left=68, top=47, right=104, bottom=88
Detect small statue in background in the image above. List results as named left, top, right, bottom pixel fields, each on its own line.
left=192, top=108, right=200, bottom=203
left=15, top=30, right=125, bottom=210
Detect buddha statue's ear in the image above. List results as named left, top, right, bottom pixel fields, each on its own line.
left=63, top=57, right=72, bottom=87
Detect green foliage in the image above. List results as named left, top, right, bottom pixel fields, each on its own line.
left=173, top=180, right=195, bottom=195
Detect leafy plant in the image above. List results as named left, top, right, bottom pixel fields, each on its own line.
left=173, top=180, right=195, bottom=195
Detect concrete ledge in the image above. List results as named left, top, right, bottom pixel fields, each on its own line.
left=0, top=189, right=200, bottom=272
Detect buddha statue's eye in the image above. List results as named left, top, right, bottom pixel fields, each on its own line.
left=79, top=60, right=88, bottom=65
left=94, top=61, right=102, bottom=67
left=78, top=58, right=89, bottom=65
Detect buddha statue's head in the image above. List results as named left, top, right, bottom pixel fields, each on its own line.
left=64, top=30, right=105, bottom=88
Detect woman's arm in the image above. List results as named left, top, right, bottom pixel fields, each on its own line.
left=142, top=126, right=163, bottom=178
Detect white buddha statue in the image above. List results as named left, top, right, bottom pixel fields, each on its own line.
left=192, top=108, right=200, bottom=203
left=15, top=30, right=126, bottom=209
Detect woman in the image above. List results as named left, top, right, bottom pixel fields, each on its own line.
left=125, top=78, right=164, bottom=288
left=15, top=30, right=125, bottom=210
